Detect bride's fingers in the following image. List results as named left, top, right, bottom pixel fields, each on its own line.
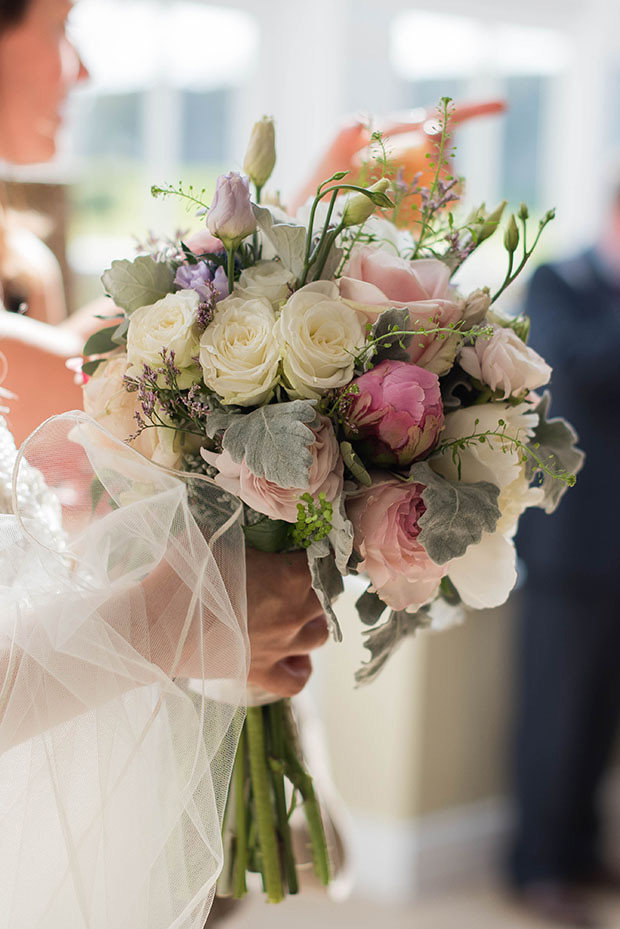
left=290, top=615, right=329, bottom=654
left=250, top=655, right=313, bottom=698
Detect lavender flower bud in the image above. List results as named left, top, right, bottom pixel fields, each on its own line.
left=206, top=172, right=257, bottom=250
left=243, top=116, right=276, bottom=190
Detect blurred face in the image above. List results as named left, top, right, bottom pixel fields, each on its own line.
left=0, top=0, right=88, bottom=164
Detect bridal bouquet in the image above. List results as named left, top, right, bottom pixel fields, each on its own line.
left=81, top=99, right=582, bottom=902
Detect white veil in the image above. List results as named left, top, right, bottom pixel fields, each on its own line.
left=0, top=412, right=248, bottom=929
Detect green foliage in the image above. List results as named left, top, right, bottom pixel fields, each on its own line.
left=355, top=608, right=430, bottom=685
left=252, top=204, right=307, bottom=279
left=525, top=392, right=584, bottom=513
left=206, top=401, right=318, bottom=488
left=410, top=460, right=501, bottom=565
left=101, top=255, right=176, bottom=313
left=306, top=546, right=344, bottom=642
left=243, top=517, right=291, bottom=553
left=355, top=586, right=387, bottom=626
left=291, top=492, right=333, bottom=549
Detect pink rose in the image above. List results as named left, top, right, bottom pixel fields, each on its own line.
left=459, top=326, right=551, bottom=399
left=347, top=477, right=444, bottom=612
left=202, top=416, right=343, bottom=523
left=345, top=359, right=444, bottom=467
left=185, top=228, right=226, bottom=256
left=339, top=245, right=464, bottom=375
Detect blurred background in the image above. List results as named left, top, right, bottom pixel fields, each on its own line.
left=3, top=0, right=620, bottom=925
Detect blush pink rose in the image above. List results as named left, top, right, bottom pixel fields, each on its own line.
left=345, top=359, right=444, bottom=467
left=347, top=477, right=445, bottom=612
left=185, top=229, right=226, bottom=255
left=202, top=416, right=343, bottom=522
left=339, top=245, right=464, bottom=375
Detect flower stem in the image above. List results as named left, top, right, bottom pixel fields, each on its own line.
left=269, top=701, right=299, bottom=894
left=233, top=727, right=248, bottom=898
left=246, top=706, right=283, bottom=903
left=227, top=247, right=236, bottom=295
left=282, top=703, right=330, bottom=886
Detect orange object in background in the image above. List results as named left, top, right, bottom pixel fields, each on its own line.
left=290, top=99, right=506, bottom=227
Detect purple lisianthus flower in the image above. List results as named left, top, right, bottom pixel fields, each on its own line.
left=212, top=265, right=229, bottom=300
left=206, top=172, right=256, bottom=249
left=344, top=359, right=444, bottom=468
left=174, top=260, right=216, bottom=303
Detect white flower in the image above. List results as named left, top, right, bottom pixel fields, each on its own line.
left=431, top=402, right=542, bottom=609
left=459, top=325, right=551, bottom=399
left=236, top=260, right=296, bottom=308
left=275, top=281, right=366, bottom=399
left=126, top=289, right=201, bottom=386
left=83, top=353, right=183, bottom=469
left=199, top=294, right=281, bottom=406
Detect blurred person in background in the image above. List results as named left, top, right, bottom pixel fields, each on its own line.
left=511, top=173, right=620, bottom=928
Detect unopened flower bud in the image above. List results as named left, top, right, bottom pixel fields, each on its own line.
left=207, top=172, right=257, bottom=250
left=243, top=116, right=276, bottom=190
left=504, top=214, right=520, bottom=253
left=341, top=178, right=392, bottom=228
left=471, top=200, right=507, bottom=243
left=518, top=202, right=529, bottom=221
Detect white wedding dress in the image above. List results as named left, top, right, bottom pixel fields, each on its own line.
left=0, top=411, right=248, bottom=929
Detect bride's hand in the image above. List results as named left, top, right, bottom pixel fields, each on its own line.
left=245, top=549, right=329, bottom=698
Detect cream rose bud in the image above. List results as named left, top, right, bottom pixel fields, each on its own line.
left=126, top=289, right=201, bottom=386
left=199, top=294, right=281, bottom=406
left=459, top=326, right=551, bottom=399
left=275, top=281, right=366, bottom=400
left=235, top=260, right=296, bottom=308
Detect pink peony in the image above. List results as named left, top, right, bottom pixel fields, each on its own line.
left=339, top=245, right=464, bottom=375
left=347, top=477, right=445, bottom=612
left=345, top=359, right=444, bottom=467
left=202, top=416, right=343, bottom=523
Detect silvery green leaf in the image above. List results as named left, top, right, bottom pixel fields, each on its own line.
left=253, top=204, right=307, bottom=279
left=340, top=442, right=372, bottom=486
left=355, top=586, right=387, bottom=626
left=411, top=460, right=501, bottom=565
left=306, top=544, right=343, bottom=641
left=355, top=608, right=430, bottom=685
left=440, top=366, right=476, bottom=411
left=314, top=244, right=343, bottom=282
left=101, top=256, right=176, bottom=313
left=328, top=492, right=354, bottom=575
left=525, top=391, right=584, bottom=513
left=82, top=324, right=120, bottom=357
left=368, top=307, right=414, bottom=367
left=206, top=401, right=318, bottom=488
left=112, top=316, right=130, bottom=345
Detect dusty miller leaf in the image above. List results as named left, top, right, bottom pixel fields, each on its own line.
left=328, top=491, right=354, bottom=575
left=306, top=543, right=343, bottom=642
left=355, top=608, right=430, bottom=685
left=355, top=586, right=387, bottom=626
left=101, top=256, right=176, bottom=313
left=253, top=204, right=307, bottom=279
left=340, top=441, right=372, bottom=486
left=368, top=307, right=414, bottom=367
left=411, top=460, right=501, bottom=565
left=525, top=391, right=584, bottom=514
left=314, top=244, right=344, bottom=282
left=206, top=401, right=317, bottom=488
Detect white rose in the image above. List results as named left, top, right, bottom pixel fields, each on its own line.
left=431, top=401, right=543, bottom=609
left=126, top=289, right=201, bottom=387
left=275, top=281, right=366, bottom=399
left=83, top=353, right=183, bottom=469
left=236, top=260, right=296, bottom=308
left=459, top=326, right=551, bottom=399
left=199, top=294, right=280, bottom=406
